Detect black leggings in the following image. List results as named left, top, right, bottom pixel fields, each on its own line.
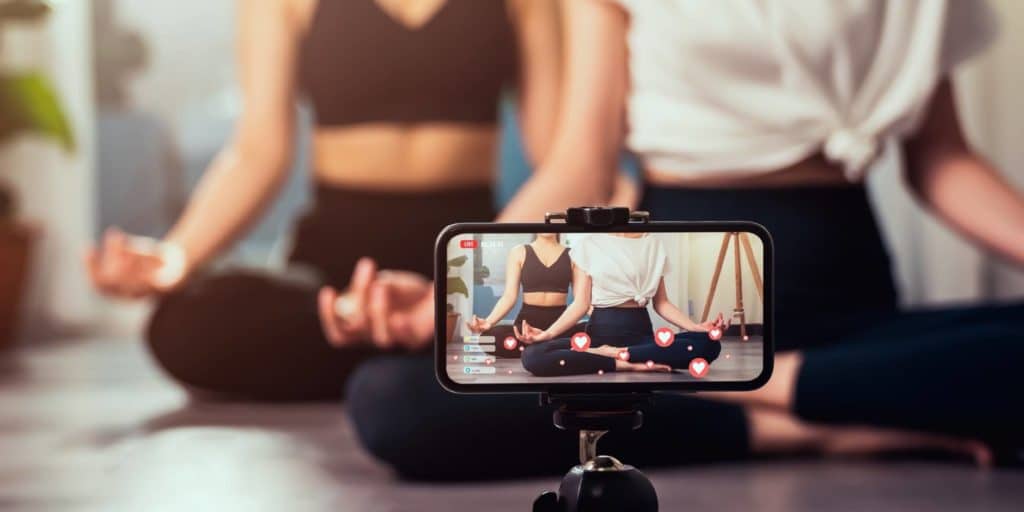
left=345, top=184, right=1024, bottom=480
left=145, top=185, right=494, bottom=401
left=521, top=307, right=720, bottom=376
left=484, top=303, right=573, bottom=359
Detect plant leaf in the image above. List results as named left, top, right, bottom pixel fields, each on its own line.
left=0, top=72, right=75, bottom=152
left=447, top=255, right=468, bottom=268
left=474, top=264, right=490, bottom=285
left=446, top=276, right=469, bottom=297
left=0, top=0, right=51, bottom=22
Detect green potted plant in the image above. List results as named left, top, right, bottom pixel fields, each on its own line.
left=445, top=255, right=469, bottom=343
left=0, top=0, right=74, bottom=349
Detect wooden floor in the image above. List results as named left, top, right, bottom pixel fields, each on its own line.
left=2, top=338, right=1023, bottom=511
left=447, top=336, right=763, bottom=384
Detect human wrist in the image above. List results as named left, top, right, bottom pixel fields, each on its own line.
left=155, top=235, right=196, bottom=288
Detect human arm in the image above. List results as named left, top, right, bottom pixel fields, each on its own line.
left=468, top=246, right=525, bottom=333
left=510, top=0, right=562, bottom=164
left=499, top=0, right=628, bottom=221
left=903, top=80, right=1024, bottom=266
left=87, top=0, right=302, bottom=297
left=651, top=278, right=725, bottom=332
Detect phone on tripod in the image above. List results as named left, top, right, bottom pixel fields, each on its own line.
left=434, top=209, right=774, bottom=394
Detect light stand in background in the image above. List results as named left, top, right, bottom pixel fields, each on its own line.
left=701, top=232, right=763, bottom=340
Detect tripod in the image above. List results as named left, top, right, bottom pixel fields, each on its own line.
left=700, top=232, right=763, bottom=340
left=532, top=396, right=658, bottom=512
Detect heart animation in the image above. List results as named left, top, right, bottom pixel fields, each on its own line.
left=654, top=327, right=674, bottom=347
left=708, top=327, right=723, bottom=341
left=570, top=332, right=591, bottom=352
left=503, top=336, right=518, bottom=351
left=689, top=357, right=709, bottom=378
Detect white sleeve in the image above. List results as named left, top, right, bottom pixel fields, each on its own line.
left=941, top=0, right=998, bottom=72
left=569, top=236, right=593, bottom=274
left=653, top=237, right=670, bottom=277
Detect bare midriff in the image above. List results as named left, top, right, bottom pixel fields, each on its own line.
left=646, top=153, right=853, bottom=188
left=523, top=291, right=569, bottom=307
left=610, top=300, right=644, bottom=308
left=312, top=123, right=498, bottom=191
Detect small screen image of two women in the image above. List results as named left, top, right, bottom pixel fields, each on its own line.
left=445, top=231, right=766, bottom=384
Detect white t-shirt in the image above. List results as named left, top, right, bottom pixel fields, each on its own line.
left=570, top=234, right=669, bottom=308
left=612, top=0, right=996, bottom=180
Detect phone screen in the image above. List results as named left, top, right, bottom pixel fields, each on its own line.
left=438, top=228, right=771, bottom=391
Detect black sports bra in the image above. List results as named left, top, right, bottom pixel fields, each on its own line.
left=299, top=0, right=519, bottom=127
left=520, top=245, right=571, bottom=294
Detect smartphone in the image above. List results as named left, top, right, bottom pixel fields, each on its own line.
left=435, top=220, right=773, bottom=394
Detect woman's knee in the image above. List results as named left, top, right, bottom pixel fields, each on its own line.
left=702, top=337, right=722, bottom=362
left=145, top=288, right=243, bottom=388
left=345, top=356, right=443, bottom=472
left=676, top=332, right=722, bottom=363
left=520, top=344, right=552, bottom=376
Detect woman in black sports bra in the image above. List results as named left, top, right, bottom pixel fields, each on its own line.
left=467, top=233, right=582, bottom=358
left=85, top=0, right=562, bottom=400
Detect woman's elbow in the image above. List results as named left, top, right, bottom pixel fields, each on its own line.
left=902, top=136, right=974, bottom=199
left=650, top=300, right=669, bottom=318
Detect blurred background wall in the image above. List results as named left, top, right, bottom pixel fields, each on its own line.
left=2, top=0, right=97, bottom=338
left=4, top=0, right=1022, bottom=339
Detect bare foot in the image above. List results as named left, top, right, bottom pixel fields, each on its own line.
left=615, top=360, right=672, bottom=372
left=588, top=345, right=625, bottom=358
left=747, top=408, right=992, bottom=467
left=820, top=426, right=992, bottom=466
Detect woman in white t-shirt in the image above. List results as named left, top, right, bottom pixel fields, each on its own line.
left=344, top=1, right=1023, bottom=477
left=491, top=0, right=1024, bottom=465
left=516, top=233, right=727, bottom=375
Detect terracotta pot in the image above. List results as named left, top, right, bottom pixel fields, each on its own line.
left=445, top=312, right=461, bottom=344
left=0, top=221, right=33, bottom=350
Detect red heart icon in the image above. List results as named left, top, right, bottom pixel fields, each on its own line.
left=503, top=336, right=518, bottom=351
left=570, top=332, right=591, bottom=352
left=654, top=327, right=674, bottom=348
left=708, top=327, right=723, bottom=341
left=617, top=349, right=630, bottom=361
left=689, top=357, right=709, bottom=378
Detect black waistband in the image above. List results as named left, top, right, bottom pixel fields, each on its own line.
left=519, top=304, right=568, bottom=312
left=639, top=183, right=874, bottom=222
left=312, top=183, right=494, bottom=213
left=289, top=183, right=495, bottom=281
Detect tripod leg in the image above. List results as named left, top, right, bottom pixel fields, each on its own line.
left=733, top=234, right=747, bottom=340
left=702, top=233, right=731, bottom=322
left=739, top=233, right=764, bottom=303
left=579, top=430, right=607, bottom=465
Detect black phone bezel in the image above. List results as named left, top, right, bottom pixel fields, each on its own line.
left=434, top=221, right=774, bottom=394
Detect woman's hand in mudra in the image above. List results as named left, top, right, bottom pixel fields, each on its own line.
left=86, top=228, right=189, bottom=299
left=466, top=315, right=492, bottom=334
left=513, top=320, right=550, bottom=344
left=695, top=312, right=729, bottom=332
left=318, top=258, right=434, bottom=350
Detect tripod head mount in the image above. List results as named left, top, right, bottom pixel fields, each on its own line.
left=533, top=391, right=660, bottom=512
left=545, top=206, right=650, bottom=227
